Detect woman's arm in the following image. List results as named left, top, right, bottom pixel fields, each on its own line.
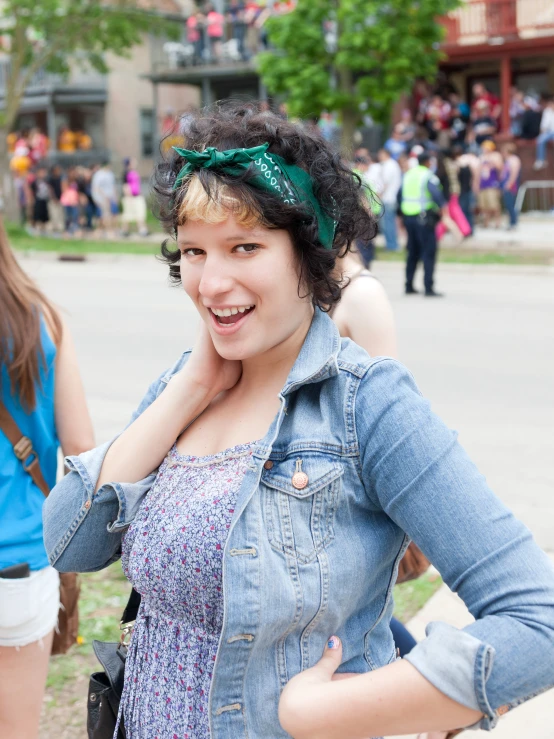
left=280, top=640, right=481, bottom=739
left=43, top=325, right=241, bottom=572
left=355, top=359, right=554, bottom=729
left=96, top=323, right=241, bottom=489
left=54, top=315, right=95, bottom=456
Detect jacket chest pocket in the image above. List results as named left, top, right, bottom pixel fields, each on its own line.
left=261, top=456, right=343, bottom=564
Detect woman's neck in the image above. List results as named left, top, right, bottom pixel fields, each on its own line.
left=238, top=310, right=314, bottom=396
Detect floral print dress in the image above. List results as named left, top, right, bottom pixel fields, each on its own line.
left=117, top=441, right=256, bottom=739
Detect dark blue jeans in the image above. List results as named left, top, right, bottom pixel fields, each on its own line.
left=458, top=191, right=475, bottom=235
left=390, top=617, right=417, bottom=656
left=502, top=190, right=518, bottom=227
left=404, top=215, right=438, bottom=293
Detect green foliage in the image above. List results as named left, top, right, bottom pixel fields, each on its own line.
left=0, top=0, right=176, bottom=130
left=257, top=0, right=460, bottom=125
left=393, top=571, right=443, bottom=623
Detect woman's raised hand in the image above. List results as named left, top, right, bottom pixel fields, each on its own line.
left=181, top=322, right=242, bottom=398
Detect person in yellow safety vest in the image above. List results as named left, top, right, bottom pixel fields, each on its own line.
left=399, top=151, right=447, bottom=297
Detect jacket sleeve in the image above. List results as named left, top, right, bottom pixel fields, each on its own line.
left=355, top=357, right=554, bottom=730
left=43, top=360, right=183, bottom=573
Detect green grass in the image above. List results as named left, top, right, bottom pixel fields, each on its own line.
left=7, top=221, right=552, bottom=265
left=46, top=561, right=131, bottom=694
left=7, top=222, right=160, bottom=256
left=375, top=246, right=551, bottom=266
left=393, top=570, right=443, bottom=623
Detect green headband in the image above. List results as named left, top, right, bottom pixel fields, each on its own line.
left=171, top=142, right=336, bottom=250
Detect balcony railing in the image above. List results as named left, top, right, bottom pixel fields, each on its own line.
left=0, top=60, right=107, bottom=95
left=441, top=0, right=554, bottom=47
left=150, top=21, right=261, bottom=74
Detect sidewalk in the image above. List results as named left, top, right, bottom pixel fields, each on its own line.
left=454, top=217, right=554, bottom=253
left=389, top=554, right=554, bottom=739
left=374, top=214, right=554, bottom=257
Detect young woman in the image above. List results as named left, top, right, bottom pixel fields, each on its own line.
left=43, top=104, right=554, bottom=739
left=0, top=224, right=94, bottom=739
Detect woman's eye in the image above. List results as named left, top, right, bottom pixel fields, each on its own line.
left=234, top=243, right=259, bottom=253
left=182, top=248, right=204, bottom=257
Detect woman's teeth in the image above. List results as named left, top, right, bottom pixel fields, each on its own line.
left=211, top=305, right=254, bottom=317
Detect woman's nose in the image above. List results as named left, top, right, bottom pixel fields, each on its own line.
left=198, top=256, right=235, bottom=298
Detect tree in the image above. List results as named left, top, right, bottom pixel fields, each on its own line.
left=0, top=0, right=174, bottom=213
left=257, top=0, right=460, bottom=155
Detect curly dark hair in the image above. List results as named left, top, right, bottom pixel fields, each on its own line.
left=152, top=101, right=377, bottom=310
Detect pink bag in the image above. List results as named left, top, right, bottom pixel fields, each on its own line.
left=437, top=194, right=471, bottom=240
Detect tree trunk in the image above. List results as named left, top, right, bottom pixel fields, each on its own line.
left=339, top=107, right=357, bottom=160
left=336, top=64, right=358, bottom=159
left=0, top=128, right=18, bottom=221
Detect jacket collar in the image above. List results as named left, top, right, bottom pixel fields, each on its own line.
left=281, top=308, right=341, bottom=396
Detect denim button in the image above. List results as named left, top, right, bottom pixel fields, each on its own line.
left=263, top=460, right=273, bottom=470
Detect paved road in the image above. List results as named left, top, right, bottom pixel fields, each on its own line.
left=21, top=253, right=554, bottom=553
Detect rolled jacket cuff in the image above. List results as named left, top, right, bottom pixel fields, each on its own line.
left=65, top=441, right=157, bottom=530
left=404, top=621, right=498, bottom=731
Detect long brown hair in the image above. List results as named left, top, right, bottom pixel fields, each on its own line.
left=0, top=220, right=62, bottom=410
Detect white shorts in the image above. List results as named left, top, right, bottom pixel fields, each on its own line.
left=0, top=566, right=60, bottom=648
left=120, top=195, right=147, bottom=224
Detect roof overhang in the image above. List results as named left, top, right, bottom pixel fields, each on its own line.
left=441, top=33, right=554, bottom=64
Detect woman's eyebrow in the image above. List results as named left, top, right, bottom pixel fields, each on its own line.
left=178, top=234, right=262, bottom=246
left=224, top=234, right=256, bottom=241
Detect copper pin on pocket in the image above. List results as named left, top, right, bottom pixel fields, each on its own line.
left=291, top=459, right=309, bottom=490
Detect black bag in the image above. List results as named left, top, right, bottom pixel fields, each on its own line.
left=87, top=588, right=141, bottom=739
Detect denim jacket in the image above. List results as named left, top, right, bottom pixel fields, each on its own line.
left=43, top=309, right=554, bottom=738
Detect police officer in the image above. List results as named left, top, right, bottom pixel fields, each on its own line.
left=399, top=151, right=447, bottom=297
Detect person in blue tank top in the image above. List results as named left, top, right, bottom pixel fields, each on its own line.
left=0, top=222, right=94, bottom=739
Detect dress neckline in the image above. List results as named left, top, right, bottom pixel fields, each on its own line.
left=169, top=440, right=259, bottom=467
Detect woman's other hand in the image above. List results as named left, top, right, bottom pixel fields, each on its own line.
left=279, top=637, right=470, bottom=739
left=278, top=636, right=347, bottom=739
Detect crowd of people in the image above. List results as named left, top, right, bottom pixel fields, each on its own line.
left=367, top=81, right=541, bottom=237
left=182, top=0, right=295, bottom=64
left=11, top=158, right=149, bottom=239
left=8, top=127, right=93, bottom=162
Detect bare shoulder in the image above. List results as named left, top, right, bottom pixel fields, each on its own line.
left=342, top=273, right=392, bottom=310
left=338, top=273, right=397, bottom=357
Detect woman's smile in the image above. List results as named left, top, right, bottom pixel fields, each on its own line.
left=208, top=304, right=256, bottom=334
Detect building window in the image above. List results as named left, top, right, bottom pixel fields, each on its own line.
left=140, top=108, right=155, bottom=158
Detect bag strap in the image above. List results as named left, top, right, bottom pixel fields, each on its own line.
left=121, top=587, right=141, bottom=625
left=0, top=398, right=50, bottom=497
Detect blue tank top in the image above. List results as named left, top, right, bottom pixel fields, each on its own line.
left=0, top=318, right=58, bottom=571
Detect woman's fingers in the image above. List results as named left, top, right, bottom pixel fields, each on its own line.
left=308, top=636, right=343, bottom=681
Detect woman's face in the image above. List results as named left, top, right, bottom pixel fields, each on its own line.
left=177, top=214, right=313, bottom=363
